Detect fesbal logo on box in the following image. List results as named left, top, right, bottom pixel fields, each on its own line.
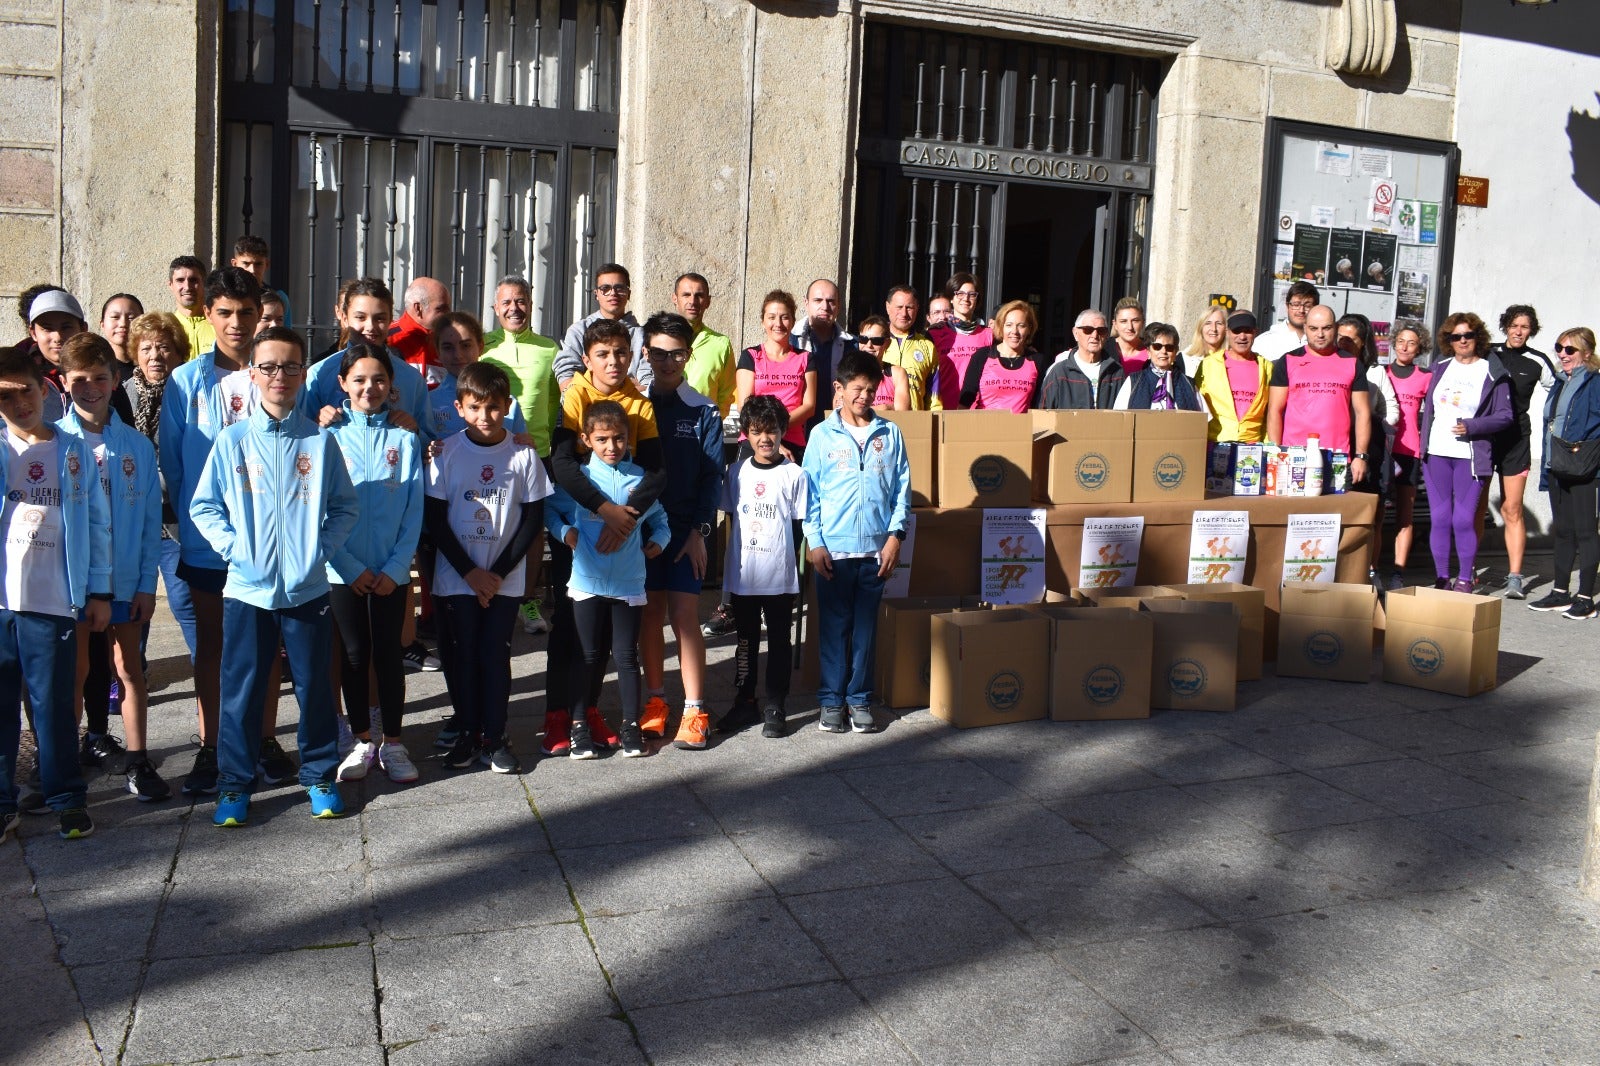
left=1305, top=630, right=1343, bottom=665
left=1167, top=657, right=1208, bottom=697
left=986, top=669, right=1024, bottom=712
left=969, top=455, right=1007, bottom=494
left=1153, top=451, right=1187, bottom=491
left=1407, top=638, right=1444, bottom=676
left=1083, top=664, right=1125, bottom=705
left=1075, top=451, right=1110, bottom=491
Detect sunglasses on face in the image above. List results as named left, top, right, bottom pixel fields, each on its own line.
left=1448, top=332, right=1476, bottom=342
left=858, top=335, right=888, bottom=347
left=1077, top=326, right=1108, bottom=335
left=644, top=345, right=689, bottom=362
left=1147, top=342, right=1176, bottom=352
left=1555, top=344, right=1587, bottom=356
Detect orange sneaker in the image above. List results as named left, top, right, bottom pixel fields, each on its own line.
left=540, top=710, right=571, bottom=756
left=640, top=696, right=671, bottom=738
left=585, top=706, right=620, bottom=749
left=673, top=709, right=711, bottom=750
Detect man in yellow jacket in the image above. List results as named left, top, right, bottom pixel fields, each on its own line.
left=1193, top=310, right=1271, bottom=442
left=671, top=272, right=735, bottom=414
left=883, top=285, right=940, bottom=411
left=482, top=275, right=562, bottom=455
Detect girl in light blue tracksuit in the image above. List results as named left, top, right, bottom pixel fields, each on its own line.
left=325, top=343, right=424, bottom=784
left=545, top=401, right=670, bottom=760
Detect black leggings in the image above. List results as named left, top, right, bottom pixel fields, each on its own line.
left=732, top=593, right=794, bottom=702
left=1549, top=476, right=1600, bottom=597
left=328, top=582, right=408, bottom=737
left=546, top=539, right=606, bottom=711
left=84, top=629, right=112, bottom=734
left=572, top=597, right=642, bottom=727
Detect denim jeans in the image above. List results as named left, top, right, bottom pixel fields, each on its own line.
left=217, top=595, right=339, bottom=793
left=0, top=609, right=85, bottom=813
left=814, top=557, right=886, bottom=709
left=145, top=536, right=197, bottom=662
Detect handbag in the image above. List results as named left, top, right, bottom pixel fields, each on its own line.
left=1548, top=434, right=1600, bottom=480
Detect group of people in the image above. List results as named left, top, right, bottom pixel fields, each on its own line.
left=1, top=242, right=915, bottom=839
left=6, top=240, right=1593, bottom=840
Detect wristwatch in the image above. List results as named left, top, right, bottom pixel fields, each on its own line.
left=1351, top=452, right=1369, bottom=460
left=694, top=522, right=713, bottom=539
left=889, top=529, right=907, bottom=542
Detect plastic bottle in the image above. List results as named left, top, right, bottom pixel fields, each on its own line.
left=1304, top=434, right=1325, bottom=496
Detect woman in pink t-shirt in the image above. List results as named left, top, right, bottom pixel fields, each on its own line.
left=1383, top=322, right=1431, bottom=587
left=958, top=300, right=1049, bottom=412
left=736, top=290, right=817, bottom=461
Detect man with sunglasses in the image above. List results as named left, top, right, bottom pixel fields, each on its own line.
left=1256, top=280, right=1320, bottom=362
left=554, top=263, right=646, bottom=390
left=1039, top=308, right=1126, bottom=410
left=931, top=272, right=993, bottom=409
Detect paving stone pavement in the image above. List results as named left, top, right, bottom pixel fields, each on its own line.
left=6, top=562, right=1600, bottom=1065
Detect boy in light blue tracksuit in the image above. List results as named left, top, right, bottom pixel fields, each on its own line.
left=546, top=400, right=670, bottom=760
left=801, top=350, right=912, bottom=735
left=191, top=327, right=360, bottom=826
left=57, top=334, right=169, bottom=802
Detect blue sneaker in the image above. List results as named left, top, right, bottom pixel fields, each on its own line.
left=307, top=782, right=345, bottom=819
left=213, top=791, right=250, bottom=828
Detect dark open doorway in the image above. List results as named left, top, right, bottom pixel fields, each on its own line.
left=999, top=184, right=1108, bottom=356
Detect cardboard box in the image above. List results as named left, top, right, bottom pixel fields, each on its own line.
left=876, top=596, right=986, bottom=709
left=1025, top=605, right=1152, bottom=720
left=1030, top=410, right=1135, bottom=504
left=1382, top=587, right=1501, bottom=696
left=1205, top=442, right=1266, bottom=496
left=937, top=411, right=1034, bottom=508
left=929, top=608, right=1050, bottom=728
left=1132, top=410, right=1208, bottom=502
left=1163, top=582, right=1267, bottom=681
left=1140, top=599, right=1239, bottom=712
left=881, top=409, right=937, bottom=507
left=1276, top=581, right=1376, bottom=683
left=1078, top=584, right=1183, bottom=611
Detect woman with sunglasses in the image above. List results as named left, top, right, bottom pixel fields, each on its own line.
left=1481, top=304, right=1555, bottom=600
left=1417, top=312, right=1512, bottom=592
left=1528, top=328, right=1600, bottom=618
left=1112, top=322, right=1201, bottom=411
left=854, top=316, right=911, bottom=411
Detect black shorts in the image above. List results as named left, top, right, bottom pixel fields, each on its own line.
left=1492, top=436, right=1532, bottom=477
left=1389, top=453, right=1424, bottom=491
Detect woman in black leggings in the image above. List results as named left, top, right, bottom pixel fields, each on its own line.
left=1529, top=327, right=1600, bottom=619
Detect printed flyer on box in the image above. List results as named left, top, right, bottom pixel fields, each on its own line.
left=1188, top=511, right=1249, bottom=584
left=1283, top=513, right=1342, bottom=584
left=980, top=508, right=1046, bottom=605
left=1080, top=516, right=1145, bottom=590
left=881, top=514, right=917, bottom=598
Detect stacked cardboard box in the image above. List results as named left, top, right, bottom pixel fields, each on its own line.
left=880, top=409, right=937, bottom=507
left=937, top=411, right=1033, bottom=508
left=1030, top=410, right=1134, bottom=504
left=1132, top=410, right=1208, bottom=502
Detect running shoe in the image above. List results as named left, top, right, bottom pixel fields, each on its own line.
left=1563, top=596, right=1598, bottom=621
left=213, top=791, right=249, bottom=827
left=378, top=742, right=419, bottom=783
left=540, top=710, right=571, bottom=756
left=585, top=706, right=620, bottom=750
left=402, top=640, right=442, bottom=671
left=1451, top=578, right=1476, bottom=595
left=433, top=718, right=462, bottom=750
left=1529, top=589, right=1573, bottom=612
left=719, top=697, right=760, bottom=735
left=520, top=601, right=551, bottom=635
left=257, top=737, right=298, bottom=786
left=700, top=603, right=736, bottom=637
left=441, top=735, right=479, bottom=771
left=307, top=782, right=345, bottom=818
left=639, top=696, right=671, bottom=738
left=183, top=742, right=220, bottom=796
left=57, top=808, right=94, bottom=840
left=337, top=740, right=378, bottom=781
left=80, top=731, right=126, bottom=769
left=761, top=701, right=786, bottom=739
left=619, top=723, right=645, bottom=758
left=673, top=709, right=710, bottom=750
left=125, top=756, right=172, bottom=802
left=481, top=738, right=522, bottom=774
left=849, top=705, right=878, bottom=734
left=568, top=714, right=597, bottom=760
left=1504, top=573, right=1527, bottom=601
left=818, top=706, right=847, bottom=733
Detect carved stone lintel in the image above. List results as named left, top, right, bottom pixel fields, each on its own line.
left=1328, top=0, right=1398, bottom=78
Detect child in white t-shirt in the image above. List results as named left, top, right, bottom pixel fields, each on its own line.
left=722, top=395, right=809, bottom=738
left=423, top=362, right=552, bottom=774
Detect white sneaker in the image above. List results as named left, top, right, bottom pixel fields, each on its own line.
left=378, top=742, right=418, bottom=783
left=337, top=740, right=378, bottom=781
left=336, top=714, right=356, bottom=759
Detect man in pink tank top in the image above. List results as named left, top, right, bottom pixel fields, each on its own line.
left=1265, top=306, right=1372, bottom=485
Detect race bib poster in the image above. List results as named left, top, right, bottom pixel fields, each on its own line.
left=980, top=508, right=1046, bottom=605
left=1080, top=516, right=1144, bottom=590
left=882, top=514, right=916, bottom=598
left=1283, top=513, right=1341, bottom=584
left=1188, top=511, right=1249, bottom=584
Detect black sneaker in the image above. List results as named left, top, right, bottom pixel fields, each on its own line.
left=761, top=701, right=786, bottom=739
left=58, top=808, right=93, bottom=840
left=441, top=735, right=479, bottom=771
left=182, top=743, right=220, bottom=796
left=433, top=718, right=462, bottom=750
left=619, top=722, right=645, bottom=758
left=1528, top=589, right=1574, bottom=612
left=700, top=603, right=736, bottom=638
left=849, top=705, right=878, bottom=734
left=80, top=732, right=126, bottom=769
left=1563, top=596, right=1598, bottom=621
left=568, top=715, right=597, bottom=761
left=480, top=738, right=522, bottom=774
left=719, top=697, right=760, bottom=735
left=257, top=737, right=298, bottom=786
left=402, top=640, right=441, bottom=672
left=125, top=757, right=172, bottom=803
